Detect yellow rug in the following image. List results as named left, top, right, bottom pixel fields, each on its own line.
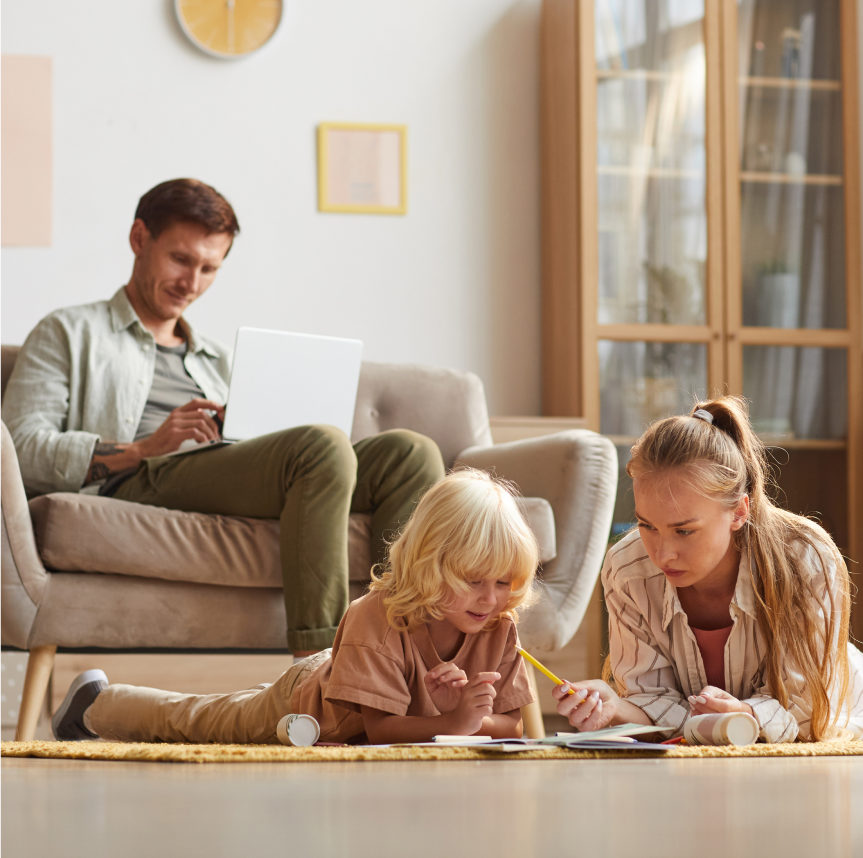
left=3, top=739, right=862, bottom=764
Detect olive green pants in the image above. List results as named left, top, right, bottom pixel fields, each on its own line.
left=113, top=427, right=444, bottom=651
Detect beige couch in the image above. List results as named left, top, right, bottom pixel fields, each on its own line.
left=1, top=345, right=617, bottom=739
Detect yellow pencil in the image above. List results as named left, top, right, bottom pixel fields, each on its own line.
left=515, top=645, right=578, bottom=696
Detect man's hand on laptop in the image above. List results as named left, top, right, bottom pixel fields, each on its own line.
left=84, top=399, right=226, bottom=485
left=135, top=399, right=226, bottom=458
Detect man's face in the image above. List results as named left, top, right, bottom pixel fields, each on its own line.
left=127, top=219, right=234, bottom=326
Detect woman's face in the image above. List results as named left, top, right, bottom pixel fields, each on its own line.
left=633, top=467, right=749, bottom=592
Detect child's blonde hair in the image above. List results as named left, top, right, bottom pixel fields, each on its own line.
left=369, top=468, right=539, bottom=631
left=623, top=394, right=851, bottom=739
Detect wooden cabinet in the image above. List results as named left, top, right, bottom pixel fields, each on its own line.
left=540, top=0, right=862, bottom=636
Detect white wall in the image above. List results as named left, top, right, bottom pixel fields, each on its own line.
left=0, top=0, right=543, bottom=416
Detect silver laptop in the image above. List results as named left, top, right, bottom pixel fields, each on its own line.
left=221, top=326, right=363, bottom=439
left=173, top=326, right=363, bottom=454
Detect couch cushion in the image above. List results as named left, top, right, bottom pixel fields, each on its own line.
left=29, top=493, right=555, bottom=588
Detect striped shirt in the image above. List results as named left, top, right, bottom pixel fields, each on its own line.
left=603, top=529, right=863, bottom=742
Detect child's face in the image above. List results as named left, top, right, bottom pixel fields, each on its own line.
left=441, top=576, right=513, bottom=634
left=633, top=468, right=749, bottom=592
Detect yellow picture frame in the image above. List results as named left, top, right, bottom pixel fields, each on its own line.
left=317, top=122, right=407, bottom=215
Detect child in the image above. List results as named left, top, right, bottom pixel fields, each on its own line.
left=52, top=468, right=540, bottom=745
left=553, top=396, right=863, bottom=742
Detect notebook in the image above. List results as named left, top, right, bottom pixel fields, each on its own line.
left=174, top=326, right=363, bottom=454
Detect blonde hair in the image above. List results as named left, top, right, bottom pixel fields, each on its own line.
left=369, top=468, right=539, bottom=632
left=622, top=395, right=851, bottom=739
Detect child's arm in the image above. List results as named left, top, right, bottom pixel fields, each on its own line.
left=361, top=707, right=524, bottom=744
left=361, top=671, right=510, bottom=744
left=479, top=709, right=524, bottom=739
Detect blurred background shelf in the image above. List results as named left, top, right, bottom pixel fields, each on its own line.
left=541, top=0, right=862, bottom=639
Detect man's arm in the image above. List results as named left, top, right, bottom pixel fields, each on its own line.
left=82, top=399, right=225, bottom=484
left=3, top=316, right=100, bottom=494
left=87, top=442, right=134, bottom=484
left=5, top=312, right=226, bottom=492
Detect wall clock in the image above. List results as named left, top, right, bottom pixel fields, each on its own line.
left=175, top=0, right=283, bottom=59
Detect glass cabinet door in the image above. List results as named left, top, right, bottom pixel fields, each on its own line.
left=593, top=1, right=712, bottom=531
left=594, top=1, right=711, bottom=434
left=733, top=0, right=850, bottom=547
left=595, top=1, right=708, bottom=329
left=737, top=0, right=846, bottom=332
left=540, top=0, right=861, bottom=627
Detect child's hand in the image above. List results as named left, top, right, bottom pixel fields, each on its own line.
left=553, top=679, right=619, bottom=732
left=688, top=686, right=754, bottom=717
left=424, top=661, right=469, bottom=713
left=447, top=671, right=501, bottom=735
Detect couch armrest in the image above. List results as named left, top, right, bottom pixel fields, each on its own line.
left=457, top=429, right=617, bottom=653
left=1, top=420, right=47, bottom=647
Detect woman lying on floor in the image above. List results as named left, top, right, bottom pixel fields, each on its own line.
left=553, top=396, right=863, bottom=743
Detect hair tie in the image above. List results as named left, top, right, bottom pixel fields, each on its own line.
left=692, top=408, right=714, bottom=425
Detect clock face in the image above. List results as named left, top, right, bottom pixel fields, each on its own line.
left=175, top=0, right=283, bottom=59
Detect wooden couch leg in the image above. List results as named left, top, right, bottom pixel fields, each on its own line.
left=521, top=664, right=546, bottom=739
left=16, top=645, right=57, bottom=741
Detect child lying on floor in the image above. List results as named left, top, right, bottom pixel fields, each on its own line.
left=52, top=468, right=540, bottom=745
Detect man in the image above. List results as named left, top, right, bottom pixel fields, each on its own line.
left=3, top=178, right=445, bottom=656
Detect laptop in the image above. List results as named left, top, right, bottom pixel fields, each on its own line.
left=174, top=326, right=363, bottom=454
left=222, top=326, right=363, bottom=439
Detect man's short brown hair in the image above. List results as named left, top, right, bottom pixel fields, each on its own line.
left=134, top=178, right=240, bottom=240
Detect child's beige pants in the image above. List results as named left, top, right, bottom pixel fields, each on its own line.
left=84, top=650, right=331, bottom=744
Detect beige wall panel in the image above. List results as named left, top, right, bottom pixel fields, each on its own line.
left=1, top=55, right=52, bottom=247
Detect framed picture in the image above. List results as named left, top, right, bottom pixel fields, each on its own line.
left=317, top=122, right=407, bottom=215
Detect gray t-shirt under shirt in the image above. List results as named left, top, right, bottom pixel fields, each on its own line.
left=134, top=343, right=207, bottom=440
left=100, top=343, right=207, bottom=496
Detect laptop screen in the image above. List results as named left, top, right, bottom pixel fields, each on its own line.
left=221, top=327, right=364, bottom=440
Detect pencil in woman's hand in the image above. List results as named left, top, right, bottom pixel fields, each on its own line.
left=514, top=645, right=576, bottom=695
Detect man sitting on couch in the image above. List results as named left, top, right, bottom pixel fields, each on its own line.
left=2, top=178, right=444, bottom=656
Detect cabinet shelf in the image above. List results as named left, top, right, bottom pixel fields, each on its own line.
left=598, top=165, right=704, bottom=181
left=597, top=166, right=843, bottom=192
left=608, top=435, right=846, bottom=452
left=596, top=68, right=677, bottom=82
left=596, top=72, right=842, bottom=92
left=741, top=75, right=841, bottom=92
left=740, top=171, right=843, bottom=186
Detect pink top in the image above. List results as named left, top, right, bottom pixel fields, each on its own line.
left=691, top=625, right=733, bottom=690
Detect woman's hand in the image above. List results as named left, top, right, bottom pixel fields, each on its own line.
left=552, top=679, right=620, bottom=732
left=688, top=686, right=754, bottom=717
left=423, top=662, right=469, bottom=713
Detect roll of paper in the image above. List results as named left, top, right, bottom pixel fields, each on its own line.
left=276, top=713, right=320, bottom=747
left=683, top=712, right=758, bottom=746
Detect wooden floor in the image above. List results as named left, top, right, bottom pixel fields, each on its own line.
left=3, top=754, right=862, bottom=857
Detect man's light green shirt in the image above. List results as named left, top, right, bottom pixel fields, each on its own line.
left=3, top=288, right=230, bottom=495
